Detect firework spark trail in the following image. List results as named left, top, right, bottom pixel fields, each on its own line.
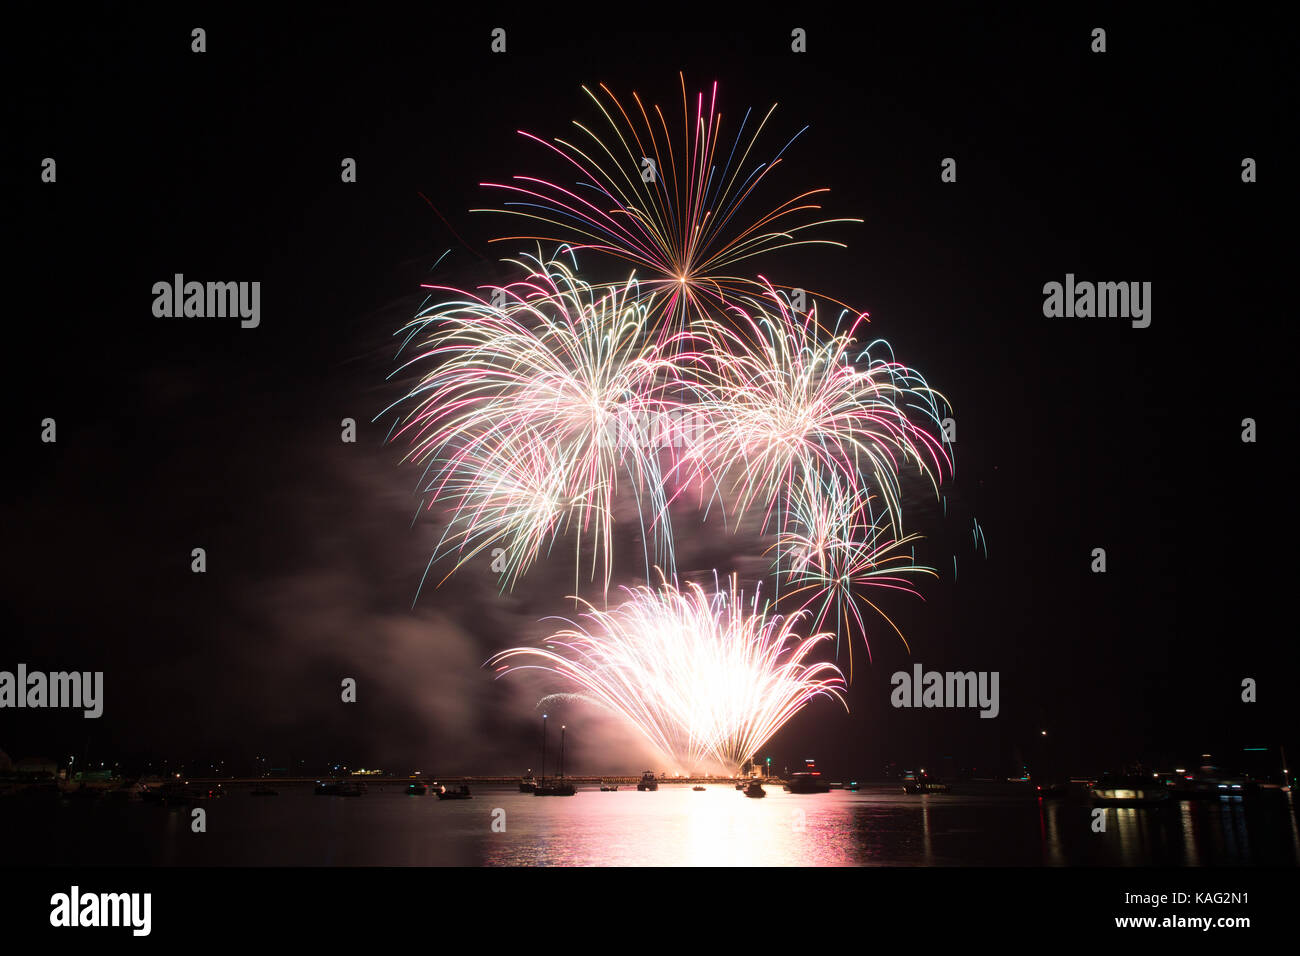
left=488, top=573, right=847, bottom=772
left=416, top=427, right=593, bottom=594
left=477, top=74, right=862, bottom=328
left=675, top=283, right=953, bottom=543
left=775, top=470, right=938, bottom=677
left=383, top=254, right=708, bottom=594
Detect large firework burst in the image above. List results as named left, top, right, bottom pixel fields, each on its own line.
left=774, top=471, right=937, bottom=678
left=678, top=283, right=953, bottom=542
left=384, top=253, right=701, bottom=594
left=479, top=74, right=861, bottom=327
left=489, top=573, right=847, bottom=772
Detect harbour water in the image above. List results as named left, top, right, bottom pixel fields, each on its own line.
left=7, top=785, right=1298, bottom=867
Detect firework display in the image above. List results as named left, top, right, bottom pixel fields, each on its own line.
left=775, top=469, right=937, bottom=679
left=489, top=575, right=847, bottom=774
left=390, top=78, right=956, bottom=770
left=385, top=253, right=698, bottom=593
left=478, top=74, right=862, bottom=327
left=679, top=284, right=951, bottom=537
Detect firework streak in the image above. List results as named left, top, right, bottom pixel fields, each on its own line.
left=478, top=74, right=862, bottom=328
left=385, top=253, right=703, bottom=594
left=489, top=574, right=847, bottom=773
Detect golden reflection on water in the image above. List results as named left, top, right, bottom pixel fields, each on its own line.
left=483, top=786, right=873, bottom=865
left=1038, top=798, right=1065, bottom=865
left=1179, top=801, right=1200, bottom=866
left=920, top=798, right=932, bottom=864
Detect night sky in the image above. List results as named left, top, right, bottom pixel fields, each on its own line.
left=4, top=10, right=1290, bottom=781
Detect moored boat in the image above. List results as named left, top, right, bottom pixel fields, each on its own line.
left=534, top=724, right=576, bottom=796
left=901, top=771, right=950, bottom=794
left=143, top=781, right=220, bottom=806
left=315, top=780, right=363, bottom=796
left=534, top=779, right=575, bottom=797
left=785, top=772, right=831, bottom=794
left=1090, top=774, right=1169, bottom=806
left=1169, top=766, right=1253, bottom=800
left=784, top=759, right=832, bottom=793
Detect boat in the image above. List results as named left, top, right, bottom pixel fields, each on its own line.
left=143, top=781, right=222, bottom=806
left=735, top=781, right=747, bottom=790
left=599, top=782, right=618, bottom=792
left=139, top=784, right=164, bottom=804
left=534, top=779, right=576, bottom=797
left=406, top=781, right=428, bottom=795
left=519, top=772, right=538, bottom=793
left=437, top=784, right=472, bottom=800
left=784, top=758, right=832, bottom=793
left=692, top=785, right=706, bottom=791
left=534, top=723, right=577, bottom=796
left=636, top=771, right=659, bottom=791
left=744, top=781, right=766, bottom=798
left=1090, top=774, right=1169, bottom=806
left=1170, top=766, right=1253, bottom=800
left=784, top=772, right=831, bottom=794
left=901, top=771, right=949, bottom=794
left=315, top=780, right=363, bottom=796
left=847, top=781, right=860, bottom=792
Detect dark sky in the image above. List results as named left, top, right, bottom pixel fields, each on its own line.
left=3, top=9, right=1290, bottom=779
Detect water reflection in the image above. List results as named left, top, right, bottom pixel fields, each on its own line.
left=1038, top=798, right=1065, bottom=865
left=5, top=784, right=1298, bottom=866
left=1288, top=792, right=1300, bottom=861
left=1179, top=801, right=1200, bottom=866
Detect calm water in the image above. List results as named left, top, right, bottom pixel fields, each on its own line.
left=8, top=785, right=1299, bottom=866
